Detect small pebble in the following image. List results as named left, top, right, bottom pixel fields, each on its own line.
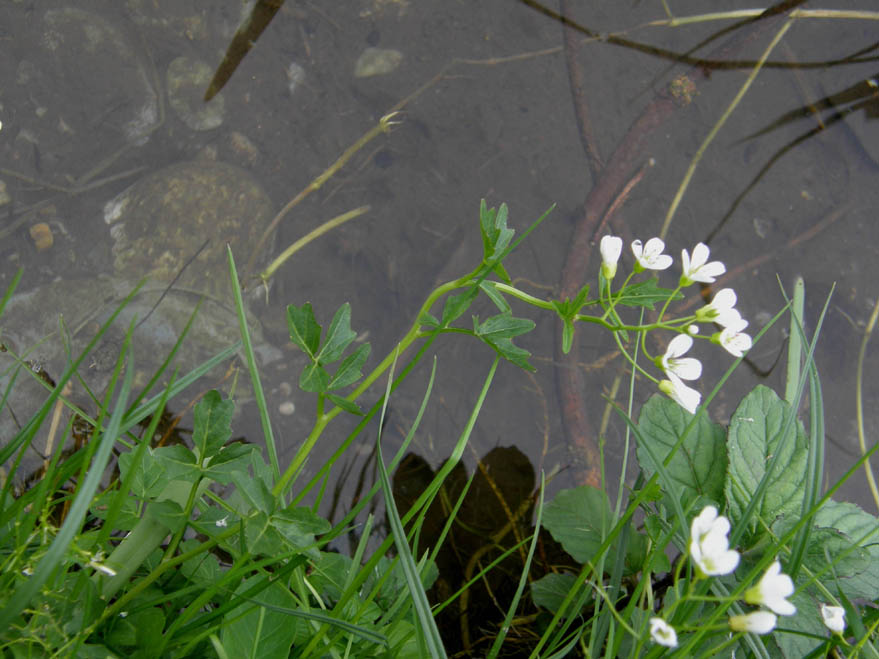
left=279, top=401, right=295, bottom=416
left=29, top=222, right=54, bottom=251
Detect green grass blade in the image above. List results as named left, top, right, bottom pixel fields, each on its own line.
left=375, top=348, right=446, bottom=658
left=487, top=473, right=545, bottom=658
left=784, top=276, right=805, bottom=405
left=0, top=319, right=136, bottom=629
left=226, top=246, right=280, bottom=484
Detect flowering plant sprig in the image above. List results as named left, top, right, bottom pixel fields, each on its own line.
left=645, top=506, right=799, bottom=652
left=591, top=236, right=751, bottom=414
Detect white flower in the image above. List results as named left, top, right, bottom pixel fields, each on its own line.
left=820, top=603, right=846, bottom=633
left=729, top=611, right=777, bottom=634
left=744, top=561, right=796, bottom=615
left=659, top=373, right=701, bottom=414
left=687, top=324, right=699, bottom=335
left=649, top=617, right=678, bottom=648
left=716, top=318, right=752, bottom=358
left=689, top=505, right=740, bottom=576
left=695, top=288, right=741, bottom=326
left=632, top=238, right=673, bottom=271
left=216, top=516, right=229, bottom=528
left=661, top=334, right=702, bottom=381
left=680, top=243, right=726, bottom=286
left=600, top=235, right=623, bottom=280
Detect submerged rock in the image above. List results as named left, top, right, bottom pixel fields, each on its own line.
left=167, top=56, right=225, bottom=131
left=354, top=47, right=403, bottom=78
left=1, top=160, right=281, bottom=486
left=104, top=160, right=273, bottom=298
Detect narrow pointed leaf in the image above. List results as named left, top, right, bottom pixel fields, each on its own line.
left=287, top=302, right=321, bottom=358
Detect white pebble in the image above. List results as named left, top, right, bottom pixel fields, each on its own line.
left=279, top=401, right=295, bottom=416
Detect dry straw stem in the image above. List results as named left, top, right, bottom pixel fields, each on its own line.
left=649, top=9, right=879, bottom=28
left=659, top=17, right=794, bottom=240
left=856, top=294, right=879, bottom=512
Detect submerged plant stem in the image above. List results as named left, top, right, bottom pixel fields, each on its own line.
left=659, top=17, right=794, bottom=239
left=245, top=113, right=400, bottom=275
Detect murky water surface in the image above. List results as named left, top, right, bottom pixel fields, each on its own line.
left=1, top=1, right=878, bottom=518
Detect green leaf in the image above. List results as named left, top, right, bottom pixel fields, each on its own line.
left=221, top=575, right=303, bottom=658
left=204, top=443, right=256, bottom=483
left=309, top=552, right=366, bottom=605
left=543, top=486, right=612, bottom=563
left=231, top=470, right=275, bottom=515
left=474, top=313, right=535, bottom=341
left=636, top=394, right=727, bottom=506
left=106, top=607, right=165, bottom=648
left=179, top=538, right=223, bottom=586
left=560, top=318, right=575, bottom=354
left=613, top=278, right=682, bottom=309
left=287, top=302, right=322, bottom=359
left=118, top=451, right=167, bottom=500
left=327, top=393, right=363, bottom=415
left=270, top=507, right=330, bottom=559
left=419, top=311, right=440, bottom=329
left=530, top=573, right=580, bottom=614
left=152, top=445, right=200, bottom=483
left=328, top=343, right=370, bottom=391
left=147, top=500, right=187, bottom=533
left=299, top=362, right=330, bottom=393
left=441, top=287, right=478, bottom=327
left=725, top=385, right=808, bottom=531
left=773, top=518, right=870, bottom=578
left=318, top=303, right=357, bottom=364
left=192, top=390, right=234, bottom=459
left=479, top=280, right=511, bottom=313
left=485, top=336, right=534, bottom=371
left=245, top=511, right=286, bottom=555
left=810, top=500, right=879, bottom=600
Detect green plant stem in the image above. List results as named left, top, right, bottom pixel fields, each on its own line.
left=272, top=273, right=473, bottom=498
left=784, top=276, right=805, bottom=405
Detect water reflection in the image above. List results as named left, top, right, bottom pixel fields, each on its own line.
left=1, top=1, right=877, bottom=512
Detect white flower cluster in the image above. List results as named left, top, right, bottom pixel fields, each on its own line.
left=650, top=506, right=800, bottom=648
left=599, top=236, right=753, bottom=414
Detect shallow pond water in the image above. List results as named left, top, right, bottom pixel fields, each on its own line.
left=1, top=1, right=878, bottom=522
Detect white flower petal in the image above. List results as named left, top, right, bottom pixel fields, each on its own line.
left=718, top=322, right=752, bottom=358
left=820, top=603, right=846, bottom=633
left=649, top=617, right=678, bottom=648
left=661, top=335, right=702, bottom=381
left=632, top=237, right=673, bottom=271
left=600, top=235, right=623, bottom=280
left=729, top=611, right=777, bottom=635
left=745, top=561, right=796, bottom=616
left=666, top=334, right=693, bottom=359
left=659, top=374, right=701, bottom=414
left=689, top=505, right=739, bottom=576
left=681, top=242, right=726, bottom=285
